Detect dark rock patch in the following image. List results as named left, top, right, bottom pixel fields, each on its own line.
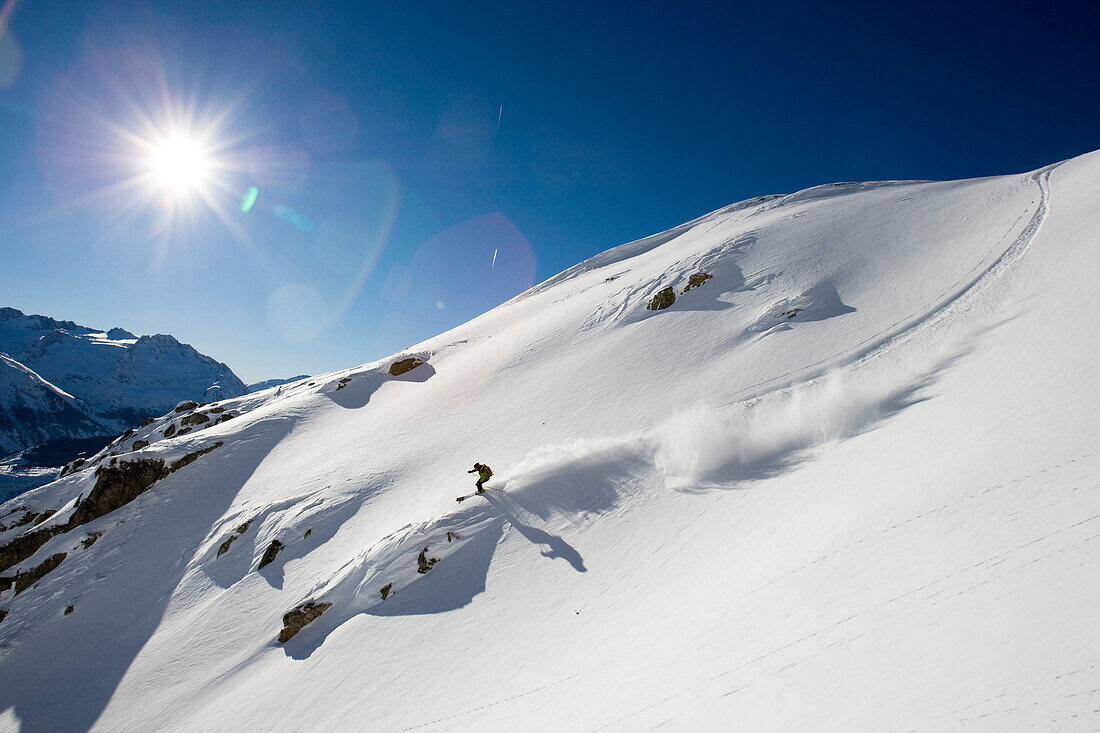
left=0, top=442, right=223, bottom=576
left=15, top=552, right=67, bottom=595
left=141, top=417, right=156, bottom=427
left=11, top=512, right=39, bottom=529
left=0, top=528, right=56, bottom=574
left=380, top=582, right=392, bottom=601
left=67, top=460, right=171, bottom=529
left=209, top=406, right=226, bottom=414
left=258, top=539, right=284, bottom=570
left=236, top=520, right=251, bottom=535
left=335, top=377, right=352, bottom=391
left=304, top=529, right=312, bottom=538
left=59, top=458, right=86, bottom=478
left=416, top=546, right=438, bottom=574
left=180, top=412, right=210, bottom=427
left=389, top=357, right=424, bottom=376
left=0, top=575, right=13, bottom=591
left=33, top=510, right=56, bottom=526
left=163, top=423, right=177, bottom=438
left=278, top=601, right=331, bottom=643
left=132, top=440, right=149, bottom=451
left=174, top=401, right=198, bottom=413
left=682, top=271, right=713, bottom=293
left=214, top=412, right=235, bottom=425
left=646, top=287, right=676, bottom=311
left=217, top=535, right=239, bottom=558
left=168, top=442, right=222, bottom=473
left=81, top=532, right=102, bottom=549
left=0, top=609, right=6, bottom=625
left=64, top=605, right=74, bottom=615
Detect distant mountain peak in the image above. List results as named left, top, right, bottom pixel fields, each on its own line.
left=0, top=307, right=248, bottom=457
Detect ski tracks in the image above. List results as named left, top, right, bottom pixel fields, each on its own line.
left=726, top=164, right=1061, bottom=405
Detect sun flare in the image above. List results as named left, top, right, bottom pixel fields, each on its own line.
left=147, top=136, right=213, bottom=194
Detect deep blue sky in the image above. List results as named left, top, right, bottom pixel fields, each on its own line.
left=0, top=0, right=1097, bottom=382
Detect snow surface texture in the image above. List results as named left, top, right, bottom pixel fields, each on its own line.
left=1, top=152, right=1099, bottom=731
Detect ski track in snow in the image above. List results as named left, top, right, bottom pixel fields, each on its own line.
left=726, top=165, right=1060, bottom=404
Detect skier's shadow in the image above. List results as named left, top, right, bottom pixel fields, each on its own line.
left=482, top=492, right=586, bottom=572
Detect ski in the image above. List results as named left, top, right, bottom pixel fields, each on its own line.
left=456, top=487, right=499, bottom=502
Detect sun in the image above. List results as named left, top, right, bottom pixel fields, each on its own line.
left=147, top=135, right=213, bottom=195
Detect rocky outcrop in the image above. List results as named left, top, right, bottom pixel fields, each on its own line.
left=0, top=528, right=55, bottom=573
left=163, top=423, right=177, bottom=438
left=67, top=460, right=171, bottom=528
left=646, top=287, right=676, bottom=311
left=59, top=458, right=85, bottom=477
left=0, top=442, right=222, bottom=575
left=277, top=601, right=331, bottom=643
left=389, top=357, right=424, bottom=376
left=682, top=271, right=713, bottom=293
left=217, top=535, right=239, bottom=558
left=417, top=546, right=438, bottom=574
left=169, top=442, right=222, bottom=472
left=174, top=401, right=198, bottom=413
left=380, top=582, right=393, bottom=600
left=15, top=552, right=66, bottom=594
left=180, top=412, right=209, bottom=427
left=132, top=439, right=149, bottom=451
left=258, top=540, right=284, bottom=570
left=217, top=520, right=252, bottom=558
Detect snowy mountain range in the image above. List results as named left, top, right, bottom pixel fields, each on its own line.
left=0, top=308, right=248, bottom=457
left=1, top=150, right=1098, bottom=731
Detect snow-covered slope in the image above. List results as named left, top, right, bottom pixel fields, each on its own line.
left=247, top=375, right=310, bottom=394
left=1, top=151, right=1099, bottom=732
left=0, top=309, right=247, bottom=436
left=0, top=355, right=104, bottom=457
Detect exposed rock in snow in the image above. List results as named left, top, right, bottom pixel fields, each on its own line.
left=15, top=552, right=66, bottom=595
left=682, top=271, right=713, bottom=293
left=277, top=602, right=332, bottom=643
left=258, top=540, right=284, bottom=570
left=387, top=356, right=424, bottom=376
left=646, top=286, right=676, bottom=310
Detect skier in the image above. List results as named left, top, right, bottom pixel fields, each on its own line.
left=468, top=463, right=493, bottom=493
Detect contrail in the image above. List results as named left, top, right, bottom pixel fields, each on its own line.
left=497, top=105, right=502, bottom=130
left=491, top=248, right=498, bottom=270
